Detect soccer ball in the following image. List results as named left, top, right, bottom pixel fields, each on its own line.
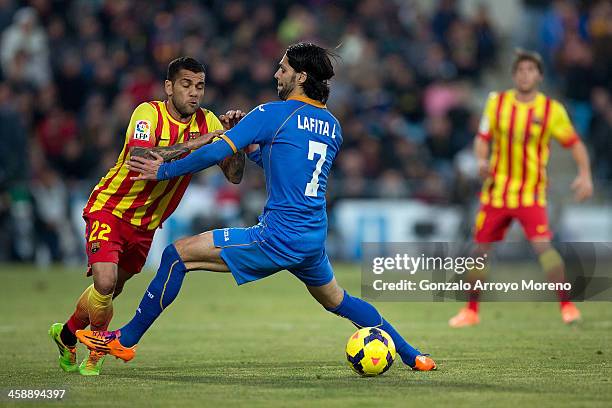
left=346, top=327, right=396, bottom=376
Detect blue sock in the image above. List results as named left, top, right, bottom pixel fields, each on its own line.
left=326, top=291, right=422, bottom=367
left=119, top=244, right=187, bottom=347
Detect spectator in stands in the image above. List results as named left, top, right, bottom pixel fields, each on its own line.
left=1, top=7, right=49, bottom=88
left=30, top=165, right=69, bottom=263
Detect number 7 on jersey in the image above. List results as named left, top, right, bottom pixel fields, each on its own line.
left=305, top=140, right=328, bottom=197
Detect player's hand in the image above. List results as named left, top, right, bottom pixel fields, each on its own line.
left=244, top=144, right=259, bottom=154
left=128, top=151, right=163, bottom=181
left=219, top=110, right=245, bottom=130
left=187, top=131, right=218, bottom=150
left=571, top=173, right=593, bottom=202
left=477, top=159, right=490, bottom=179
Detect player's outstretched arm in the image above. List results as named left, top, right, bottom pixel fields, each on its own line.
left=570, top=140, right=594, bottom=202
left=129, top=132, right=216, bottom=163
left=474, top=136, right=491, bottom=179
left=128, top=133, right=239, bottom=181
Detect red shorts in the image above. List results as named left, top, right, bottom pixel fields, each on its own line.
left=83, top=211, right=155, bottom=276
left=474, top=204, right=552, bottom=243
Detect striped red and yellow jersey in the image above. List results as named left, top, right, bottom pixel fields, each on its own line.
left=83, top=101, right=224, bottom=230
left=477, top=89, right=579, bottom=208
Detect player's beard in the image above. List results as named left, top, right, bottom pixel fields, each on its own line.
left=171, top=96, right=198, bottom=118
left=277, top=75, right=296, bottom=101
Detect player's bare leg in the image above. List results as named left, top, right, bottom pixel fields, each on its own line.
left=174, top=231, right=230, bottom=272
left=306, top=277, right=344, bottom=309
left=530, top=239, right=580, bottom=324
left=113, top=267, right=135, bottom=299
left=307, top=278, right=436, bottom=371
left=449, top=243, right=491, bottom=328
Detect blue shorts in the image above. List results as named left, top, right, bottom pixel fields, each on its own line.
left=212, top=226, right=334, bottom=287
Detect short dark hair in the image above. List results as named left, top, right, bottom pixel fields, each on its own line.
left=167, top=56, right=205, bottom=82
left=512, top=49, right=544, bottom=74
left=286, top=43, right=335, bottom=103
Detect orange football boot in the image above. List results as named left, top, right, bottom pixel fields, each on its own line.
left=448, top=307, right=480, bottom=328
left=561, top=303, right=581, bottom=324
left=76, top=329, right=136, bottom=362
left=412, top=355, right=437, bottom=371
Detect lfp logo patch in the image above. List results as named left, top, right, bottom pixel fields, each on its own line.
left=134, top=120, right=151, bottom=141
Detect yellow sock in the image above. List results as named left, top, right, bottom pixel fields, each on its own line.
left=74, top=284, right=93, bottom=324
left=538, top=248, right=564, bottom=273
left=66, top=284, right=93, bottom=333
left=88, top=286, right=114, bottom=331
left=538, top=248, right=570, bottom=304
left=467, top=260, right=489, bottom=282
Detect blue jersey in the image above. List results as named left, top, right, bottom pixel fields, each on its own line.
left=158, top=95, right=343, bottom=256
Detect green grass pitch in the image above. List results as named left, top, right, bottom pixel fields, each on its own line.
left=0, top=264, right=611, bottom=407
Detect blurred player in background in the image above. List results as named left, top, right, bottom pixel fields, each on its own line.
left=76, top=42, right=437, bottom=372
left=449, top=50, right=593, bottom=328
left=49, top=56, right=246, bottom=375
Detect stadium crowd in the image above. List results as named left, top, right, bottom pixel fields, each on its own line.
left=0, top=0, right=610, bottom=264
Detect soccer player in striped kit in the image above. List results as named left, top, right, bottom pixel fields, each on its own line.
left=449, top=50, right=593, bottom=328
left=49, top=57, right=246, bottom=375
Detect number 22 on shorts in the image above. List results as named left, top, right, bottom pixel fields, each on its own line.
left=89, top=220, right=111, bottom=242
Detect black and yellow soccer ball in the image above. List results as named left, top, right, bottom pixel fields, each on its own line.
left=346, top=327, right=396, bottom=376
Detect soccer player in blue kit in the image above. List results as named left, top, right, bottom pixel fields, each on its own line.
left=77, top=43, right=437, bottom=372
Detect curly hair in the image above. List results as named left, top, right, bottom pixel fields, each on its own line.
left=286, top=43, right=335, bottom=103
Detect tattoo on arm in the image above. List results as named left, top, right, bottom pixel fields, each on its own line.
left=130, top=144, right=191, bottom=163
left=219, top=151, right=246, bottom=184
